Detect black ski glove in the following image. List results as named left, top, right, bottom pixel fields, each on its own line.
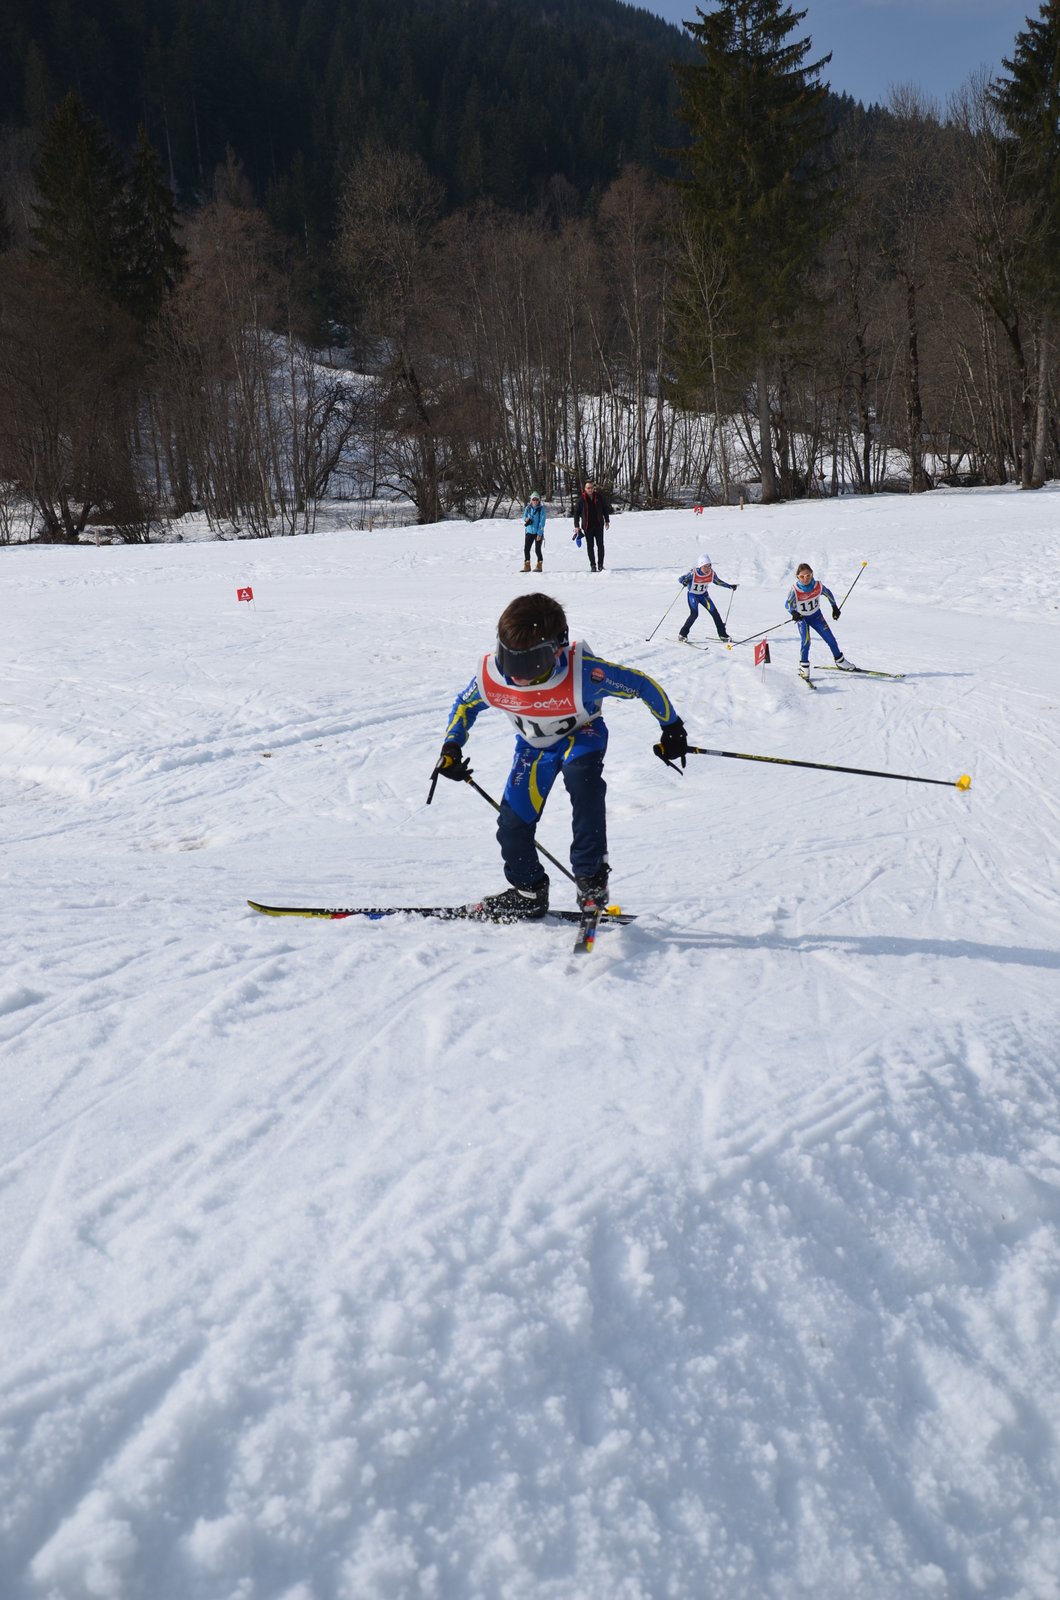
left=654, top=718, right=688, bottom=772
left=831, top=606, right=841, bottom=620
left=436, top=741, right=471, bottom=781
left=730, top=582, right=739, bottom=590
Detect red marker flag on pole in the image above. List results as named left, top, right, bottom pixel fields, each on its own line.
left=753, top=640, right=770, bottom=666
left=693, top=504, right=704, bottom=515
left=237, top=586, right=254, bottom=603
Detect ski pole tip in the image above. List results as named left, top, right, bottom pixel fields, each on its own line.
left=956, top=773, right=972, bottom=791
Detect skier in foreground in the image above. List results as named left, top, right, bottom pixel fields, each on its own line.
left=785, top=562, right=858, bottom=679
left=677, top=552, right=738, bottom=643
left=434, top=593, right=688, bottom=919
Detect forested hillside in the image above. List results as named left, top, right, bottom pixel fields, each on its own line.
left=1, top=0, right=1055, bottom=546
left=0, top=0, right=695, bottom=228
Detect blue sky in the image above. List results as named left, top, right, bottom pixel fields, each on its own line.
left=638, top=1, right=1034, bottom=107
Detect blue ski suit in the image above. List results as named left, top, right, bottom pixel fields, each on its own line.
left=444, top=641, right=681, bottom=887
left=785, top=578, right=843, bottom=664
left=678, top=560, right=737, bottom=639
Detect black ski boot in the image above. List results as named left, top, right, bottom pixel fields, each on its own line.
left=473, top=874, right=550, bottom=921
left=575, top=864, right=610, bottom=913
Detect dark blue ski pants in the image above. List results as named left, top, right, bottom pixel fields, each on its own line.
left=496, top=727, right=608, bottom=886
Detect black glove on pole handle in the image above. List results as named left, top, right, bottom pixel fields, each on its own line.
left=653, top=718, right=689, bottom=773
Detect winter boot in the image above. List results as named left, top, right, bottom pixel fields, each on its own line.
left=473, top=875, right=549, bottom=922
left=575, top=864, right=610, bottom=914
left=535, top=560, right=543, bottom=572
left=522, top=560, right=531, bottom=572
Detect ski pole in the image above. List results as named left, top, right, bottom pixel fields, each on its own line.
left=838, top=560, right=868, bottom=610
left=645, top=588, right=684, bottom=642
left=426, top=762, right=578, bottom=885
left=464, top=776, right=578, bottom=883
left=687, top=745, right=971, bottom=791
left=722, top=588, right=737, bottom=631
left=728, top=615, right=798, bottom=648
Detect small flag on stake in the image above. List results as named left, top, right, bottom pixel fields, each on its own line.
left=237, top=585, right=254, bottom=603
left=754, top=640, right=770, bottom=667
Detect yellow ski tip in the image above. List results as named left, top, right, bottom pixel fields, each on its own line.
left=606, top=903, right=622, bottom=916
left=956, top=774, right=972, bottom=791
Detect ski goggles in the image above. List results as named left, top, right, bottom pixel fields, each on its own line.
left=494, top=637, right=563, bottom=681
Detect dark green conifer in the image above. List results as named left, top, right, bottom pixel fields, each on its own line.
left=124, top=124, right=186, bottom=327
left=991, top=0, right=1060, bottom=311
left=671, top=0, right=834, bottom=501
left=31, top=91, right=128, bottom=301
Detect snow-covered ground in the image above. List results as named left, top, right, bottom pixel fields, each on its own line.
left=2, top=486, right=1059, bottom=1600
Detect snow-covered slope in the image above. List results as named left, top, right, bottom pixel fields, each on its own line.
left=2, top=486, right=1059, bottom=1599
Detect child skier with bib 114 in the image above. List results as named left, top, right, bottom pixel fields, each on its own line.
left=677, top=553, right=738, bottom=643
left=434, top=592, right=688, bottom=919
left=785, top=563, right=858, bottom=678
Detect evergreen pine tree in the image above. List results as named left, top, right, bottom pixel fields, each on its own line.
left=671, top=0, right=833, bottom=502
left=31, top=91, right=128, bottom=303
left=124, top=124, right=186, bottom=327
left=991, top=2, right=1060, bottom=312
left=990, top=0, right=1060, bottom=487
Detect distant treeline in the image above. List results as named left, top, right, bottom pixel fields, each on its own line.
left=0, top=1, right=1056, bottom=544
left=0, top=0, right=696, bottom=233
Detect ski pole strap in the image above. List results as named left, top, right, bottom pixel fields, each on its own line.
left=687, top=746, right=971, bottom=791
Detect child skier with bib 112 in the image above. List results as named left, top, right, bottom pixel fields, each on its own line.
left=785, top=563, right=858, bottom=678
left=434, top=592, right=688, bottom=919
left=677, top=553, right=738, bottom=643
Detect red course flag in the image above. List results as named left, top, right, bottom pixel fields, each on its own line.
left=754, top=640, right=771, bottom=666
left=237, top=586, right=254, bottom=603
left=693, top=504, right=704, bottom=515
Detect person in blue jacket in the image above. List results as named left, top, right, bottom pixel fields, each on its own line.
left=785, top=563, right=858, bottom=677
left=677, top=553, right=738, bottom=643
left=522, top=492, right=546, bottom=572
left=434, top=591, right=688, bottom=918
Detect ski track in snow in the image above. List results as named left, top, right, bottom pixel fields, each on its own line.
left=2, top=487, right=1060, bottom=1599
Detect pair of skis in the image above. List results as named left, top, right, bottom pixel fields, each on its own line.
left=802, top=664, right=905, bottom=688
left=247, top=899, right=633, bottom=954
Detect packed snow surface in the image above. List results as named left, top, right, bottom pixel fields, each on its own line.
left=2, top=487, right=1059, bottom=1600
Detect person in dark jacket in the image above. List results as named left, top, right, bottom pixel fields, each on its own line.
left=572, top=479, right=612, bottom=572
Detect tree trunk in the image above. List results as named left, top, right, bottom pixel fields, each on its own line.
left=756, top=362, right=779, bottom=502
left=1031, top=314, right=1050, bottom=489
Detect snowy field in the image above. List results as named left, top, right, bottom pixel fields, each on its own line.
left=2, top=485, right=1059, bottom=1600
